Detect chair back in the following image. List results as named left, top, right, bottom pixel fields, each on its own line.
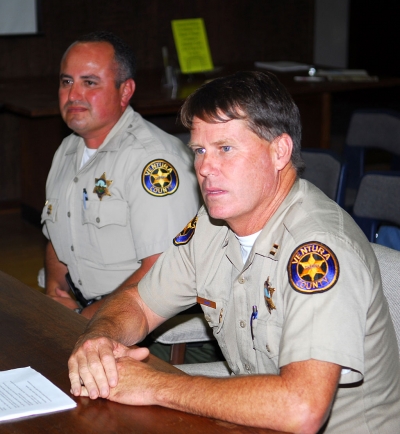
left=345, top=109, right=400, bottom=190
left=301, top=149, right=347, bottom=207
left=352, top=171, right=400, bottom=241
left=371, top=243, right=400, bottom=357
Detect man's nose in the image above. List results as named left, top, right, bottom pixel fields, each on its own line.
left=197, top=153, right=218, bottom=177
left=68, top=83, right=82, bottom=101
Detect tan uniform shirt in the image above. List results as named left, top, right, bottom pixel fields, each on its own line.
left=42, top=106, right=200, bottom=299
left=139, top=179, right=400, bottom=433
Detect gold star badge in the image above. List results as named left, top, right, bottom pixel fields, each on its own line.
left=93, top=172, right=112, bottom=201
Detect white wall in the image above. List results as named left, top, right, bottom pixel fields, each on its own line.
left=0, top=0, right=38, bottom=35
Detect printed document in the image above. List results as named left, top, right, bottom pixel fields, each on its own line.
left=0, top=367, right=76, bottom=421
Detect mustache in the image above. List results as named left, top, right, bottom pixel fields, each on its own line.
left=63, top=101, right=90, bottom=110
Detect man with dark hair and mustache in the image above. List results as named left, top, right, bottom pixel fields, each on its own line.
left=42, top=31, right=200, bottom=321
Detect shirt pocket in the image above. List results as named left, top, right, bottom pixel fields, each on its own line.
left=201, top=298, right=226, bottom=336
left=82, top=199, right=137, bottom=265
left=201, top=299, right=235, bottom=369
left=253, top=318, right=282, bottom=364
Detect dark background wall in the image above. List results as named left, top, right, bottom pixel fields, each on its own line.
left=0, top=0, right=315, bottom=208
left=1, top=0, right=400, bottom=208
left=0, top=0, right=315, bottom=79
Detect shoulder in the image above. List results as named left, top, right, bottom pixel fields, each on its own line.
left=124, top=112, right=190, bottom=156
left=282, top=180, right=378, bottom=292
left=173, top=206, right=228, bottom=247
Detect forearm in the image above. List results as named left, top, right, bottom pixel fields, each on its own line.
left=116, top=359, right=340, bottom=434
left=81, top=285, right=152, bottom=348
left=45, top=241, right=69, bottom=295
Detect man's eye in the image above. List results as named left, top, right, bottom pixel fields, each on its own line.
left=194, top=148, right=206, bottom=155
left=61, top=79, right=72, bottom=86
left=86, top=81, right=96, bottom=86
left=222, top=146, right=231, bottom=152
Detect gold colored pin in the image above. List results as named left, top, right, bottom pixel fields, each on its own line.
left=264, top=277, right=276, bottom=314
left=47, top=204, right=52, bottom=215
left=93, top=172, right=113, bottom=201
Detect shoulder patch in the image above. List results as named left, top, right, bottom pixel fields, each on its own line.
left=142, top=159, right=179, bottom=197
left=288, top=241, right=339, bottom=294
left=173, top=216, right=198, bottom=246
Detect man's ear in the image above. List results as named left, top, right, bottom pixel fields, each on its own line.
left=274, top=133, right=293, bottom=170
left=120, top=79, right=136, bottom=108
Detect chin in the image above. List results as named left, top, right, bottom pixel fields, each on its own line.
left=207, top=206, right=232, bottom=221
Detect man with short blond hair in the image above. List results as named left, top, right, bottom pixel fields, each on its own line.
left=68, top=71, right=400, bottom=433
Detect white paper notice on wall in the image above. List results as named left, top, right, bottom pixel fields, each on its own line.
left=0, top=367, right=76, bottom=421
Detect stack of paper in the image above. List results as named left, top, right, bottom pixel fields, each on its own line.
left=0, top=367, right=76, bottom=421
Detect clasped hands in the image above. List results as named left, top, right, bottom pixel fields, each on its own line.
left=68, top=336, right=159, bottom=406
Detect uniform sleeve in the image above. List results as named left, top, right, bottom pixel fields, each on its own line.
left=126, top=148, right=200, bottom=260
left=138, top=239, right=198, bottom=318
left=278, top=233, right=377, bottom=384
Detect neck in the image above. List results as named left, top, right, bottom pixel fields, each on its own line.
left=230, top=165, right=297, bottom=236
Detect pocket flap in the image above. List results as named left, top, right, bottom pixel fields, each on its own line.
left=82, top=199, right=128, bottom=228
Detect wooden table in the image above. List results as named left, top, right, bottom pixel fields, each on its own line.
left=1, top=65, right=400, bottom=223
left=0, top=271, right=285, bottom=433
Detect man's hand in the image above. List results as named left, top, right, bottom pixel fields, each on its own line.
left=68, top=334, right=149, bottom=400
left=48, top=287, right=79, bottom=310
left=79, top=353, right=157, bottom=405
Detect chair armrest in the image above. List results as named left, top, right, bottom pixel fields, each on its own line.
left=152, top=313, right=214, bottom=344
left=175, top=361, right=231, bottom=377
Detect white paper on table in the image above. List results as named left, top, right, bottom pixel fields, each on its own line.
left=0, top=367, right=76, bottom=421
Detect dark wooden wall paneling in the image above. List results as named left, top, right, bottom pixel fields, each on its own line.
left=0, top=0, right=314, bottom=206
left=0, top=0, right=314, bottom=78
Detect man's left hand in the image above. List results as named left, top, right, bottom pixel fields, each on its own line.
left=79, top=349, right=156, bottom=404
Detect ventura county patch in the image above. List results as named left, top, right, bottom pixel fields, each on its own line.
left=288, top=241, right=339, bottom=294
left=173, top=215, right=198, bottom=246
left=142, top=159, right=179, bottom=197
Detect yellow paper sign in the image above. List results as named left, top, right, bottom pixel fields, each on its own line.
left=171, top=18, right=214, bottom=74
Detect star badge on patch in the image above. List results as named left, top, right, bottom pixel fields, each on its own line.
left=93, top=172, right=113, bottom=201
left=173, top=215, right=198, bottom=246
left=142, top=159, right=179, bottom=197
left=288, top=241, right=339, bottom=294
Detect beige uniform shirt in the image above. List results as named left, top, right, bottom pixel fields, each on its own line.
left=139, top=179, right=400, bottom=433
left=42, top=106, right=200, bottom=299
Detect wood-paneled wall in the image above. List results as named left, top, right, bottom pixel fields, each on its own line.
left=0, top=0, right=315, bottom=206
left=0, top=0, right=314, bottom=79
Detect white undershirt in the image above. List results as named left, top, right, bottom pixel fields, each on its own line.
left=235, top=230, right=262, bottom=264
left=80, top=146, right=97, bottom=168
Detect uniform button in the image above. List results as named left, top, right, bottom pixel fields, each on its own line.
left=238, top=276, right=245, bottom=284
left=239, top=320, right=246, bottom=328
left=244, top=363, right=251, bottom=371
left=71, top=245, right=74, bottom=251
left=205, top=314, right=211, bottom=322
left=266, top=345, right=271, bottom=352
left=96, top=217, right=100, bottom=223
left=73, top=177, right=78, bottom=183
left=78, top=280, right=82, bottom=285
left=67, top=212, right=71, bottom=217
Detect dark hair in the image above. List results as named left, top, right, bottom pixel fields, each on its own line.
left=71, top=30, right=137, bottom=88
left=180, top=70, right=304, bottom=174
